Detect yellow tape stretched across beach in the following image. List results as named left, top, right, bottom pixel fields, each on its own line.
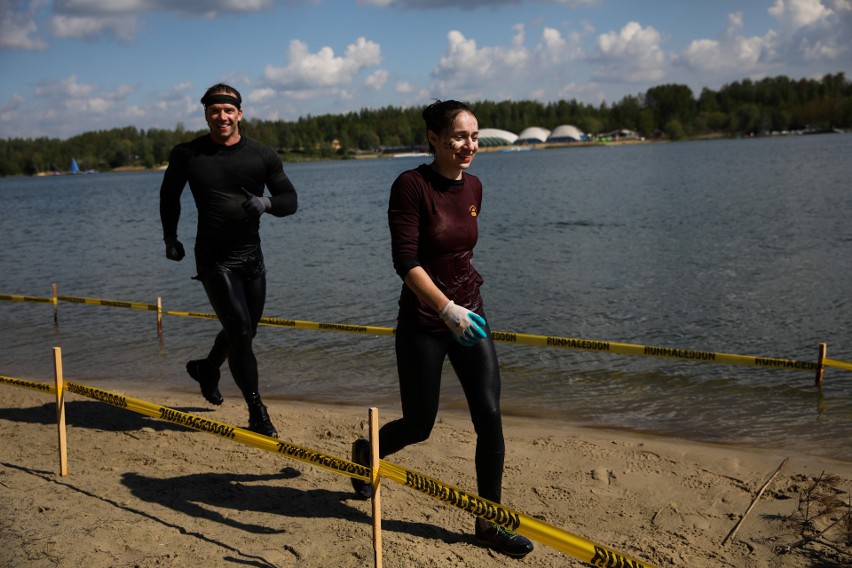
left=3, top=291, right=850, bottom=374
left=0, top=293, right=54, bottom=305
left=0, top=293, right=159, bottom=311
left=57, top=295, right=159, bottom=312
left=0, top=374, right=657, bottom=567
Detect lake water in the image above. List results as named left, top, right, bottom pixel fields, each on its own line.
left=1, top=135, right=851, bottom=460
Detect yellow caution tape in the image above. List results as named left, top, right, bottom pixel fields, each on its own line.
left=378, top=460, right=654, bottom=566
left=162, top=309, right=219, bottom=321
left=0, top=374, right=54, bottom=394
left=824, top=358, right=852, bottom=372
left=496, top=331, right=823, bottom=372
left=0, top=374, right=368, bottom=479
left=57, top=295, right=159, bottom=311
left=1, top=374, right=657, bottom=567
left=0, top=293, right=53, bottom=305
left=2, top=292, right=850, bottom=375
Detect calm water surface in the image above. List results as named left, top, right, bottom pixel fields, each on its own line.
left=2, top=135, right=851, bottom=460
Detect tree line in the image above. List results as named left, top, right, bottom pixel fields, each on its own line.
left=1, top=73, right=849, bottom=177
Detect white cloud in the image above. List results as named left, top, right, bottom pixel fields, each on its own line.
left=535, top=26, right=566, bottom=65
left=365, top=69, right=389, bottom=90
left=591, top=21, right=668, bottom=82
left=263, top=37, right=382, bottom=91
left=1, top=74, right=150, bottom=137
left=53, top=0, right=277, bottom=17
left=431, top=28, right=530, bottom=99
left=768, top=0, right=833, bottom=29
left=429, top=23, right=593, bottom=102
left=247, top=87, right=277, bottom=103
left=35, top=76, right=138, bottom=121
left=679, top=1, right=851, bottom=81
left=0, top=0, right=48, bottom=50
left=549, top=0, right=599, bottom=5
left=768, top=0, right=851, bottom=61
left=34, top=74, right=95, bottom=98
left=681, top=12, right=777, bottom=73
left=395, top=81, right=414, bottom=94
left=50, top=14, right=137, bottom=42
left=0, top=94, right=27, bottom=127
left=44, top=0, right=280, bottom=42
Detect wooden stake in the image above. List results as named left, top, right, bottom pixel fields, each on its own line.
left=370, top=407, right=383, bottom=568
left=53, top=347, right=68, bottom=477
left=157, top=296, right=163, bottom=336
left=721, top=457, right=788, bottom=545
left=815, top=343, right=826, bottom=387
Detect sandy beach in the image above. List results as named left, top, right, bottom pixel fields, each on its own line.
left=1, top=384, right=850, bottom=568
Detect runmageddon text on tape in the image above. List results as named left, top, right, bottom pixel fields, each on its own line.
left=1, top=374, right=658, bottom=567
left=3, top=291, right=849, bottom=374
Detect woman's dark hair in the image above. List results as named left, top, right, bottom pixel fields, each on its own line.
left=200, top=83, right=242, bottom=108
left=422, top=99, right=475, bottom=154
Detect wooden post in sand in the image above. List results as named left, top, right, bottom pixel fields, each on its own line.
left=370, top=407, right=382, bottom=568
left=53, top=347, right=68, bottom=477
left=157, top=296, right=163, bottom=336
left=815, top=343, right=826, bottom=387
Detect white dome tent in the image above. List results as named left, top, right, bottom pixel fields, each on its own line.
left=547, top=125, right=586, bottom=142
left=515, top=126, right=551, bottom=144
left=478, top=128, right=518, bottom=147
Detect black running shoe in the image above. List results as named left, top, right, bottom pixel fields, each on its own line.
left=350, top=438, right=372, bottom=499
left=247, top=402, right=278, bottom=438
left=474, top=518, right=534, bottom=559
left=186, top=359, right=223, bottom=405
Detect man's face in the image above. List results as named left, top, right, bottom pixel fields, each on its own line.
left=205, top=102, right=242, bottom=144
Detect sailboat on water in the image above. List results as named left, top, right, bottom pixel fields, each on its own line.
left=64, top=157, right=95, bottom=174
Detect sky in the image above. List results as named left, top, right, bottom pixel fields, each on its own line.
left=1, top=0, right=850, bottom=140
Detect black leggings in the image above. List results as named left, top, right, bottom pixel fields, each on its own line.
left=379, top=321, right=505, bottom=503
left=201, top=270, right=266, bottom=400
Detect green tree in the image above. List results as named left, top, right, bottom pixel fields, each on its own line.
left=644, top=84, right=696, bottom=131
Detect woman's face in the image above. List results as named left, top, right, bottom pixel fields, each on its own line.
left=429, top=111, right=479, bottom=179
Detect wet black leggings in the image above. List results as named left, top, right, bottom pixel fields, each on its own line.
left=379, top=322, right=505, bottom=503
left=201, top=271, right=266, bottom=400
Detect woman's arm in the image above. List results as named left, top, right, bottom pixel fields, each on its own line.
left=402, top=266, right=450, bottom=314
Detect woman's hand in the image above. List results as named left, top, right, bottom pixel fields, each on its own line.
left=439, top=301, right=487, bottom=346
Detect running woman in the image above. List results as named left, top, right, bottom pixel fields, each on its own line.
left=351, top=100, right=533, bottom=559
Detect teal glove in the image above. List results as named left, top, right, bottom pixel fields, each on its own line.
left=439, top=301, right=487, bottom=346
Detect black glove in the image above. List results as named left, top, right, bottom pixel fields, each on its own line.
left=164, top=236, right=185, bottom=261
left=241, top=187, right=271, bottom=217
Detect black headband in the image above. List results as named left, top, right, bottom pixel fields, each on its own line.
left=202, top=94, right=241, bottom=109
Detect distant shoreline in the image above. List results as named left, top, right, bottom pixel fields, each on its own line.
left=52, top=138, right=659, bottom=175
left=32, top=130, right=846, bottom=176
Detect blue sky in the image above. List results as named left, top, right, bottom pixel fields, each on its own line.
left=1, top=0, right=850, bottom=139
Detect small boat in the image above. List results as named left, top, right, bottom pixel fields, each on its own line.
left=392, top=152, right=431, bottom=158
left=497, top=146, right=533, bottom=152
left=66, top=157, right=95, bottom=174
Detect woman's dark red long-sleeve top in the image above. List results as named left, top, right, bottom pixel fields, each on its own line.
left=388, top=164, right=485, bottom=332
